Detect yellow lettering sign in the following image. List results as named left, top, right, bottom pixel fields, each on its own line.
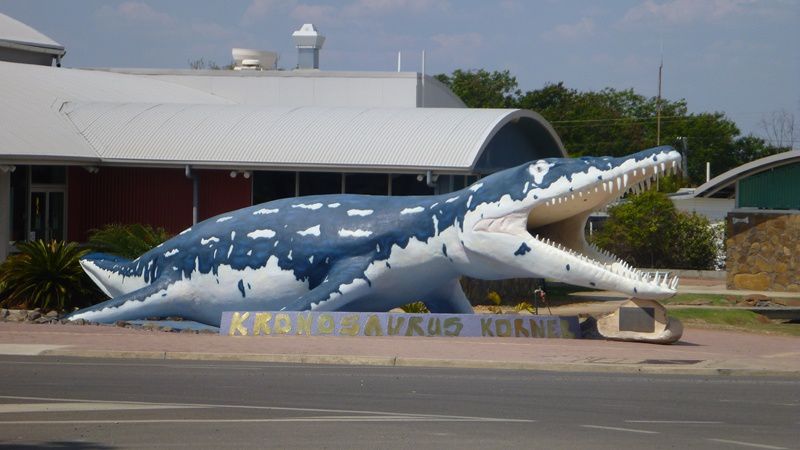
left=387, top=316, right=405, bottom=336
left=405, top=316, right=425, bottom=336
left=340, top=314, right=360, bottom=336
left=426, top=317, right=442, bottom=336
left=529, top=319, right=545, bottom=337
left=228, top=312, right=250, bottom=336
left=364, top=315, right=383, bottom=336
left=480, top=318, right=494, bottom=337
left=275, top=313, right=291, bottom=334
left=443, top=317, right=463, bottom=336
left=318, top=314, right=334, bottom=334
left=559, top=319, right=574, bottom=339
left=547, top=319, right=558, bottom=338
left=252, top=312, right=272, bottom=335
left=296, top=312, right=312, bottom=335
left=513, top=318, right=530, bottom=337
left=495, top=319, right=512, bottom=337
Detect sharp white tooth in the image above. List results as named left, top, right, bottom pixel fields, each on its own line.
left=602, top=183, right=607, bottom=192
left=633, top=169, right=638, bottom=176
left=616, top=177, right=622, bottom=191
left=623, top=173, right=629, bottom=187
left=660, top=162, right=666, bottom=173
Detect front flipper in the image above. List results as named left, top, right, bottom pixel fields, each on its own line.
left=424, top=278, right=474, bottom=314
left=281, top=255, right=375, bottom=311
left=67, top=272, right=181, bottom=324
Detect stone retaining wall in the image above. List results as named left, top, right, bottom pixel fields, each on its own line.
left=726, top=211, right=800, bottom=291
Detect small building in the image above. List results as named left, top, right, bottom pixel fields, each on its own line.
left=677, top=151, right=800, bottom=291
left=0, top=15, right=566, bottom=261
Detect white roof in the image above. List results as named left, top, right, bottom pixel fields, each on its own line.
left=62, top=103, right=549, bottom=171
left=692, top=150, right=800, bottom=198
left=0, top=60, right=564, bottom=171
left=0, top=13, right=64, bottom=53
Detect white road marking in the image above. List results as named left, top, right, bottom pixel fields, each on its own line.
left=0, top=402, right=199, bottom=413
left=626, top=420, right=724, bottom=424
left=0, top=416, right=533, bottom=425
left=706, top=438, right=787, bottom=449
left=0, top=395, right=532, bottom=423
left=580, top=424, right=658, bottom=434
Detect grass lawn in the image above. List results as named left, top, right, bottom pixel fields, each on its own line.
left=669, top=308, right=800, bottom=337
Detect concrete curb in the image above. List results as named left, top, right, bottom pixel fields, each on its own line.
left=38, top=348, right=800, bottom=378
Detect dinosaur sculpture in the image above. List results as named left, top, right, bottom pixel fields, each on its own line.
left=69, top=146, right=682, bottom=326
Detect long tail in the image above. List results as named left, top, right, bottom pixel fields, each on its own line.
left=80, top=252, right=148, bottom=298
left=67, top=274, right=180, bottom=324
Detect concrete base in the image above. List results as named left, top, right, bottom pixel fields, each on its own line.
left=592, top=298, right=683, bottom=344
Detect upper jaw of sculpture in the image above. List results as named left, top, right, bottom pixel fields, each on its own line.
left=470, top=146, right=682, bottom=299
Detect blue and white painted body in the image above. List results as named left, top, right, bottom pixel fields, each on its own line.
left=70, top=146, right=682, bottom=326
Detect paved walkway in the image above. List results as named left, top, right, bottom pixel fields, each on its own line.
left=1, top=321, right=797, bottom=377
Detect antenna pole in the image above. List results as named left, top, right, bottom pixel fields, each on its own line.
left=397, top=51, right=401, bottom=72
left=657, top=41, right=663, bottom=146
left=421, top=50, right=426, bottom=107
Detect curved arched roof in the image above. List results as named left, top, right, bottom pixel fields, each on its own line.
left=692, top=150, right=800, bottom=198
left=0, top=60, right=565, bottom=172
left=61, top=103, right=564, bottom=172
left=0, top=13, right=65, bottom=54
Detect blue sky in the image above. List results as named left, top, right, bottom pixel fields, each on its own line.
left=3, top=0, right=797, bottom=144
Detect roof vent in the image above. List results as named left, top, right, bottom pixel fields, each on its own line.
left=232, top=48, right=277, bottom=71
left=292, top=23, right=325, bottom=70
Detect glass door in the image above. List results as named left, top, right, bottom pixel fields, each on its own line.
left=28, top=189, right=65, bottom=241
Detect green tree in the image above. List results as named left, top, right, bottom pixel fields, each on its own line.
left=434, top=69, right=520, bottom=108
left=438, top=69, right=791, bottom=185
left=592, top=190, right=716, bottom=270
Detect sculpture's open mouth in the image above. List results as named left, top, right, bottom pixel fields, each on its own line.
left=520, top=149, right=682, bottom=297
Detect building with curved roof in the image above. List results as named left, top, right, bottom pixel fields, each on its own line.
left=0, top=15, right=567, bottom=261
left=0, top=12, right=65, bottom=66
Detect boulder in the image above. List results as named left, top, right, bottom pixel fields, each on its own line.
left=591, top=299, right=683, bottom=344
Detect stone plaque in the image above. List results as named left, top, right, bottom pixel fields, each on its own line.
left=618, top=307, right=655, bottom=333
left=220, top=311, right=580, bottom=339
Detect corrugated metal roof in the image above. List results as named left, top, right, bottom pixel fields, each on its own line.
left=0, top=13, right=64, bottom=51
left=0, top=60, right=565, bottom=171
left=0, top=60, right=229, bottom=162
left=692, top=150, right=800, bottom=198
left=62, top=102, right=547, bottom=171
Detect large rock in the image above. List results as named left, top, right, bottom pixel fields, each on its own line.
left=592, top=299, right=682, bottom=344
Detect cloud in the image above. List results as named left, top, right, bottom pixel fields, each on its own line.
left=242, top=0, right=296, bottom=25
left=290, top=4, right=337, bottom=24
left=620, top=0, right=755, bottom=25
left=343, top=0, right=445, bottom=17
left=98, top=1, right=174, bottom=26
left=544, top=18, right=595, bottom=41
left=429, top=32, right=484, bottom=66
left=431, top=32, right=483, bottom=50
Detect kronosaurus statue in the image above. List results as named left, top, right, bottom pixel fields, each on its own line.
left=69, top=146, right=681, bottom=326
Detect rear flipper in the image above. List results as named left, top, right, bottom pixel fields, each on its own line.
left=281, top=255, right=375, bottom=311
left=67, top=272, right=180, bottom=324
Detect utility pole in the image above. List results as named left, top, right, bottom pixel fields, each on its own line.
left=656, top=41, right=663, bottom=146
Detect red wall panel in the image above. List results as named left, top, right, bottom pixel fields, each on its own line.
left=198, top=170, right=252, bottom=221
left=67, top=167, right=252, bottom=242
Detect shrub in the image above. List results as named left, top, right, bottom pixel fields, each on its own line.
left=0, top=240, right=104, bottom=311
left=400, top=301, right=430, bottom=313
left=88, top=223, right=171, bottom=259
left=592, top=190, right=716, bottom=269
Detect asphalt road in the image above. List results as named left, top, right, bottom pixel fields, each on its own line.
left=0, top=356, right=797, bottom=449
